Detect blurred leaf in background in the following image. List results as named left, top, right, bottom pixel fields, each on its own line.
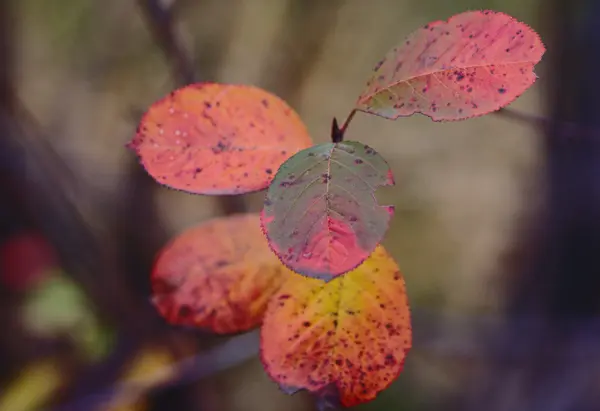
left=22, top=274, right=115, bottom=362
left=0, top=359, right=63, bottom=411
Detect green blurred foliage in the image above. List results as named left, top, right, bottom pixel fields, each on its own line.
left=22, top=273, right=115, bottom=361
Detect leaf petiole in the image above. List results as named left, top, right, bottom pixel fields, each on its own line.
left=332, top=109, right=357, bottom=143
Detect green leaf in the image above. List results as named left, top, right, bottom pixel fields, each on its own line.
left=261, top=141, right=394, bottom=280
left=22, top=274, right=113, bottom=361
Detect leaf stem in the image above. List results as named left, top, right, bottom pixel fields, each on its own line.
left=332, top=109, right=357, bottom=143
left=340, top=109, right=357, bottom=136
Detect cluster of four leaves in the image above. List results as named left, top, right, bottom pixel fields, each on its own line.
left=129, top=11, right=544, bottom=407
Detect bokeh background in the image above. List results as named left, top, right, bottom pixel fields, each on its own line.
left=2, top=0, right=599, bottom=410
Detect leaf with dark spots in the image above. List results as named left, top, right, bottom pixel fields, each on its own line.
left=356, top=10, right=545, bottom=121
left=151, top=214, right=292, bottom=334
left=129, top=83, right=312, bottom=195
left=260, top=246, right=412, bottom=407
left=261, top=141, right=394, bottom=281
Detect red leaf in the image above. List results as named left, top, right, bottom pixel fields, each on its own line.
left=129, top=83, right=313, bottom=195
left=356, top=10, right=545, bottom=121
left=151, top=213, right=290, bottom=334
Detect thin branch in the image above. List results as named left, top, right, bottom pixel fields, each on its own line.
left=495, top=107, right=547, bottom=125
left=53, top=330, right=261, bottom=411
left=259, top=0, right=344, bottom=104
left=138, top=0, right=194, bottom=85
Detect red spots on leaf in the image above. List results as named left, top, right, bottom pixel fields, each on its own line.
left=260, top=246, right=412, bottom=407
left=129, top=83, right=312, bottom=195
left=356, top=10, right=545, bottom=121
left=151, top=213, right=290, bottom=334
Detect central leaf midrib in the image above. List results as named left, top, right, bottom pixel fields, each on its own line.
left=324, top=144, right=335, bottom=272
left=358, top=60, right=536, bottom=105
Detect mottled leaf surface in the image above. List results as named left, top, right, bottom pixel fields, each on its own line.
left=357, top=10, right=545, bottom=121
left=260, top=246, right=412, bottom=407
left=129, top=83, right=313, bottom=194
left=152, top=213, right=289, bottom=334
left=261, top=141, right=394, bottom=280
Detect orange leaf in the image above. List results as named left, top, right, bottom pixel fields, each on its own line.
left=260, top=246, right=412, bottom=407
left=356, top=10, right=545, bottom=121
left=151, top=213, right=289, bottom=334
left=129, top=83, right=313, bottom=195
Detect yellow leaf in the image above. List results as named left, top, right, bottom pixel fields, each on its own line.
left=260, top=245, right=412, bottom=407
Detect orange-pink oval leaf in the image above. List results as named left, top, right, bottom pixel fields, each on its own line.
left=129, top=83, right=313, bottom=194
left=261, top=141, right=394, bottom=281
left=151, top=213, right=289, bottom=334
left=260, top=245, right=412, bottom=407
left=356, top=10, right=545, bottom=121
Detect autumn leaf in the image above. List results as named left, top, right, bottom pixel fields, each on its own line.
left=260, top=245, right=411, bottom=407
left=129, top=83, right=313, bottom=195
left=356, top=10, right=545, bottom=121
left=152, top=213, right=290, bottom=334
left=260, top=141, right=394, bottom=281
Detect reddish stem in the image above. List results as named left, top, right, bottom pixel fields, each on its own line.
left=339, top=109, right=357, bottom=137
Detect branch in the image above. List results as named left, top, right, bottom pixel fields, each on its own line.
left=259, top=0, right=344, bottom=104
left=138, top=0, right=194, bottom=85
left=53, top=330, right=261, bottom=411
left=495, top=107, right=547, bottom=125
left=496, top=107, right=586, bottom=136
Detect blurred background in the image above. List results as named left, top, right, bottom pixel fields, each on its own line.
left=2, top=0, right=599, bottom=410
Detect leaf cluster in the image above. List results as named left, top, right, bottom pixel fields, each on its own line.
left=129, top=10, right=544, bottom=408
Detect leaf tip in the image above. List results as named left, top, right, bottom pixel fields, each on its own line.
left=385, top=205, right=395, bottom=217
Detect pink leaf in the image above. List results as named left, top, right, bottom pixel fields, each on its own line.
left=356, top=10, right=545, bottom=121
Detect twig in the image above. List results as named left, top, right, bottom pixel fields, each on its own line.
left=259, top=0, right=344, bottom=103
left=495, top=107, right=547, bottom=125
left=138, top=0, right=194, bottom=85
left=53, top=330, right=261, bottom=411
left=496, top=107, right=587, bottom=136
